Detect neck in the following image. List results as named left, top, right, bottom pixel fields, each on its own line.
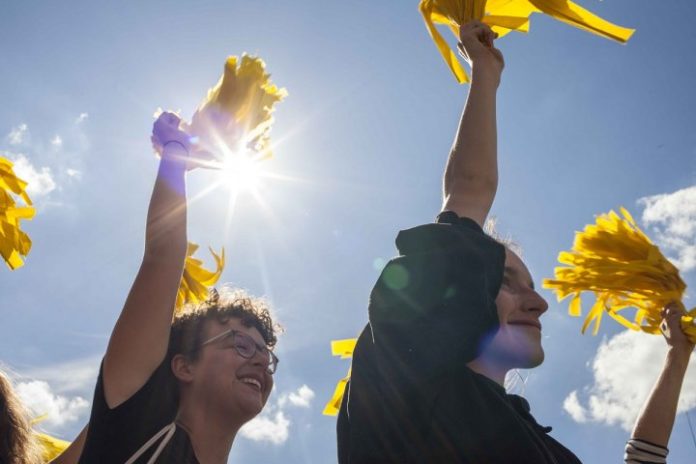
left=467, top=355, right=509, bottom=387
left=176, top=395, right=242, bottom=464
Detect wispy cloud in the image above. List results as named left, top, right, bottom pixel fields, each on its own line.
left=6, top=123, right=28, bottom=145
left=11, top=154, right=56, bottom=198
left=563, top=331, right=696, bottom=431
left=639, top=185, right=696, bottom=272
left=240, top=384, right=316, bottom=445
left=22, top=355, right=100, bottom=395
left=1, top=113, right=90, bottom=207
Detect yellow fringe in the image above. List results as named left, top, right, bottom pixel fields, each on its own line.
left=35, top=432, right=70, bottom=462
left=176, top=242, right=225, bottom=313
left=323, top=338, right=357, bottom=416
left=543, top=208, right=696, bottom=343
left=0, top=156, right=35, bottom=270
left=186, top=54, right=287, bottom=160
left=419, top=0, right=635, bottom=84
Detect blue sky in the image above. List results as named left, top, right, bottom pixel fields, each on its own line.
left=2, top=0, right=696, bottom=462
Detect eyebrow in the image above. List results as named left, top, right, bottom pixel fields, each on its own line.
left=504, top=266, right=535, bottom=289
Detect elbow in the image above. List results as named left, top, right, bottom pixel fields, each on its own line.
left=444, top=173, right=498, bottom=200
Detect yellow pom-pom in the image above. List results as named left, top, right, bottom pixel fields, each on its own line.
left=186, top=54, right=288, bottom=161
left=323, top=338, right=357, bottom=416
left=419, top=0, right=635, bottom=84
left=543, top=208, right=695, bottom=343
left=176, top=242, right=225, bottom=312
left=0, top=156, right=35, bottom=270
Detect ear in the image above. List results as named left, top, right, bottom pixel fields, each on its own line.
left=171, top=354, right=196, bottom=383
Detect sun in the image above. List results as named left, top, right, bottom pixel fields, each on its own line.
left=220, top=151, right=262, bottom=193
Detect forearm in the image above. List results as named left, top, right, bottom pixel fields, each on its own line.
left=143, top=143, right=188, bottom=262
left=442, top=67, right=499, bottom=223
left=103, top=142, right=189, bottom=407
left=631, top=348, right=691, bottom=447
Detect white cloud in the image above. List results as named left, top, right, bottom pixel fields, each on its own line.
left=563, top=331, right=696, bottom=431
left=280, top=384, right=315, bottom=408
left=14, top=380, right=89, bottom=428
left=22, top=356, right=99, bottom=394
left=66, top=168, right=82, bottom=180
left=75, top=113, right=89, bottom=124
left=6, top=123, right=28, bottom=145
left=562, top=391, right=587, bottom=423
left=639, top=186, right=696, bottom=272
left=11, top=154, right=56, bottom=197
left=240, top=411, right=290, bottom=445
left=51, top=135, right=63, bottom=147
left=239, top=384, right=315, bottom=445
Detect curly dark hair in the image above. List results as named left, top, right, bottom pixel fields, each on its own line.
left=169, top=287, right=280, bottom=362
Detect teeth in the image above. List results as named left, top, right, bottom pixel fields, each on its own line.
left=241, top=378, right=262, bottom=390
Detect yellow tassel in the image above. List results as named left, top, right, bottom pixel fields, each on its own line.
left=419, top=0, right=635, bottom=84
left=31, top=415, right=71, bottom=461
left=323, top=338, right=357, bottom=416
left=176, top=242, right=225, bottom=313
left=186, top=55, right=288, bottom=161
left=0, top=156, right=35, bottom=270
left=35, top=432, right=71, bottom=461
left=543, top=208, right=696, bottom=343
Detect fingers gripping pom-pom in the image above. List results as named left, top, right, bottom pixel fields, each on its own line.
left=543, top=208, right=696, bottom=343
left=419, top=0, right=634, bottom=84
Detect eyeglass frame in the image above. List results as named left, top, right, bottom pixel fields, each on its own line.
left=199, top=328, right=279, bottom=375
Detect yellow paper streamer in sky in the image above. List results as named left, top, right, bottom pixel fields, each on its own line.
left=0, top=156, right=35, bottom=270
left=176, top=242, right=225, bottom=312
left=185, top=54, right=288, bottom=161
left=543, top=208, right=696, bottom=343
left=419, top=0, right=635, bottom=83
left=323, top=338, right=357, bottom=416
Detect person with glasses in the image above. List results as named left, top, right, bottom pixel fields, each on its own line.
left=76, top=112, right=280, bottom=464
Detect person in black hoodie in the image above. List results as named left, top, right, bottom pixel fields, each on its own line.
left=337, top=21, right=693, bottom=464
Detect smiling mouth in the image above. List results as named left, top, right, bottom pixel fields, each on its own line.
left=240, top=377, right=262, bottom=391
left=508, top=321, right=542, bottom=331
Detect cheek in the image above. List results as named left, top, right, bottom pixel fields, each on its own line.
left=495, top=292, right=515, bottom=323
left=263, top=376, right=274, bottom=401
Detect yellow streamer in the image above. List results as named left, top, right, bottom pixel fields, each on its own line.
left=543, top=208, right=696, bottom=343
left=419, top=0, right=635, bottom=83
left=0, top=156, right=35, bottom=270
left=176, top=242, right=225, bottom=313
left=185, top=54, right=288, bottom=161
left=31, top=415, right=71, bottom=461
left=36, top=432, right=70, bottom=462
left=323, top=338, right=357, bottom=416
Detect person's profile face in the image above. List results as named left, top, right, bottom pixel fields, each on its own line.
left=487, top=249, right=549, bottom=369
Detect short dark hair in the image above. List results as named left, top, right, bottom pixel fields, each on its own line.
left=169, top=287, right=280, bottom=362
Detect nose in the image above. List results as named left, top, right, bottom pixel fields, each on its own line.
left=523, top=289, right=549, bottom=315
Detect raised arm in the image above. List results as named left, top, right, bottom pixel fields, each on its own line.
left=442, top=22, right=504, bottom=227
left=102, top=113, right=191, bottom=408
left=627, top=304, right=694, bottom=461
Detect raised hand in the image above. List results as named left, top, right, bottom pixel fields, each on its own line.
left=661, top=303, right=695, bottom=359
left=458, top=21, right=504, bottom=85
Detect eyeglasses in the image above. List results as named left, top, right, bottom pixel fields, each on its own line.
left=201, top=329, right=279, bottom=375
